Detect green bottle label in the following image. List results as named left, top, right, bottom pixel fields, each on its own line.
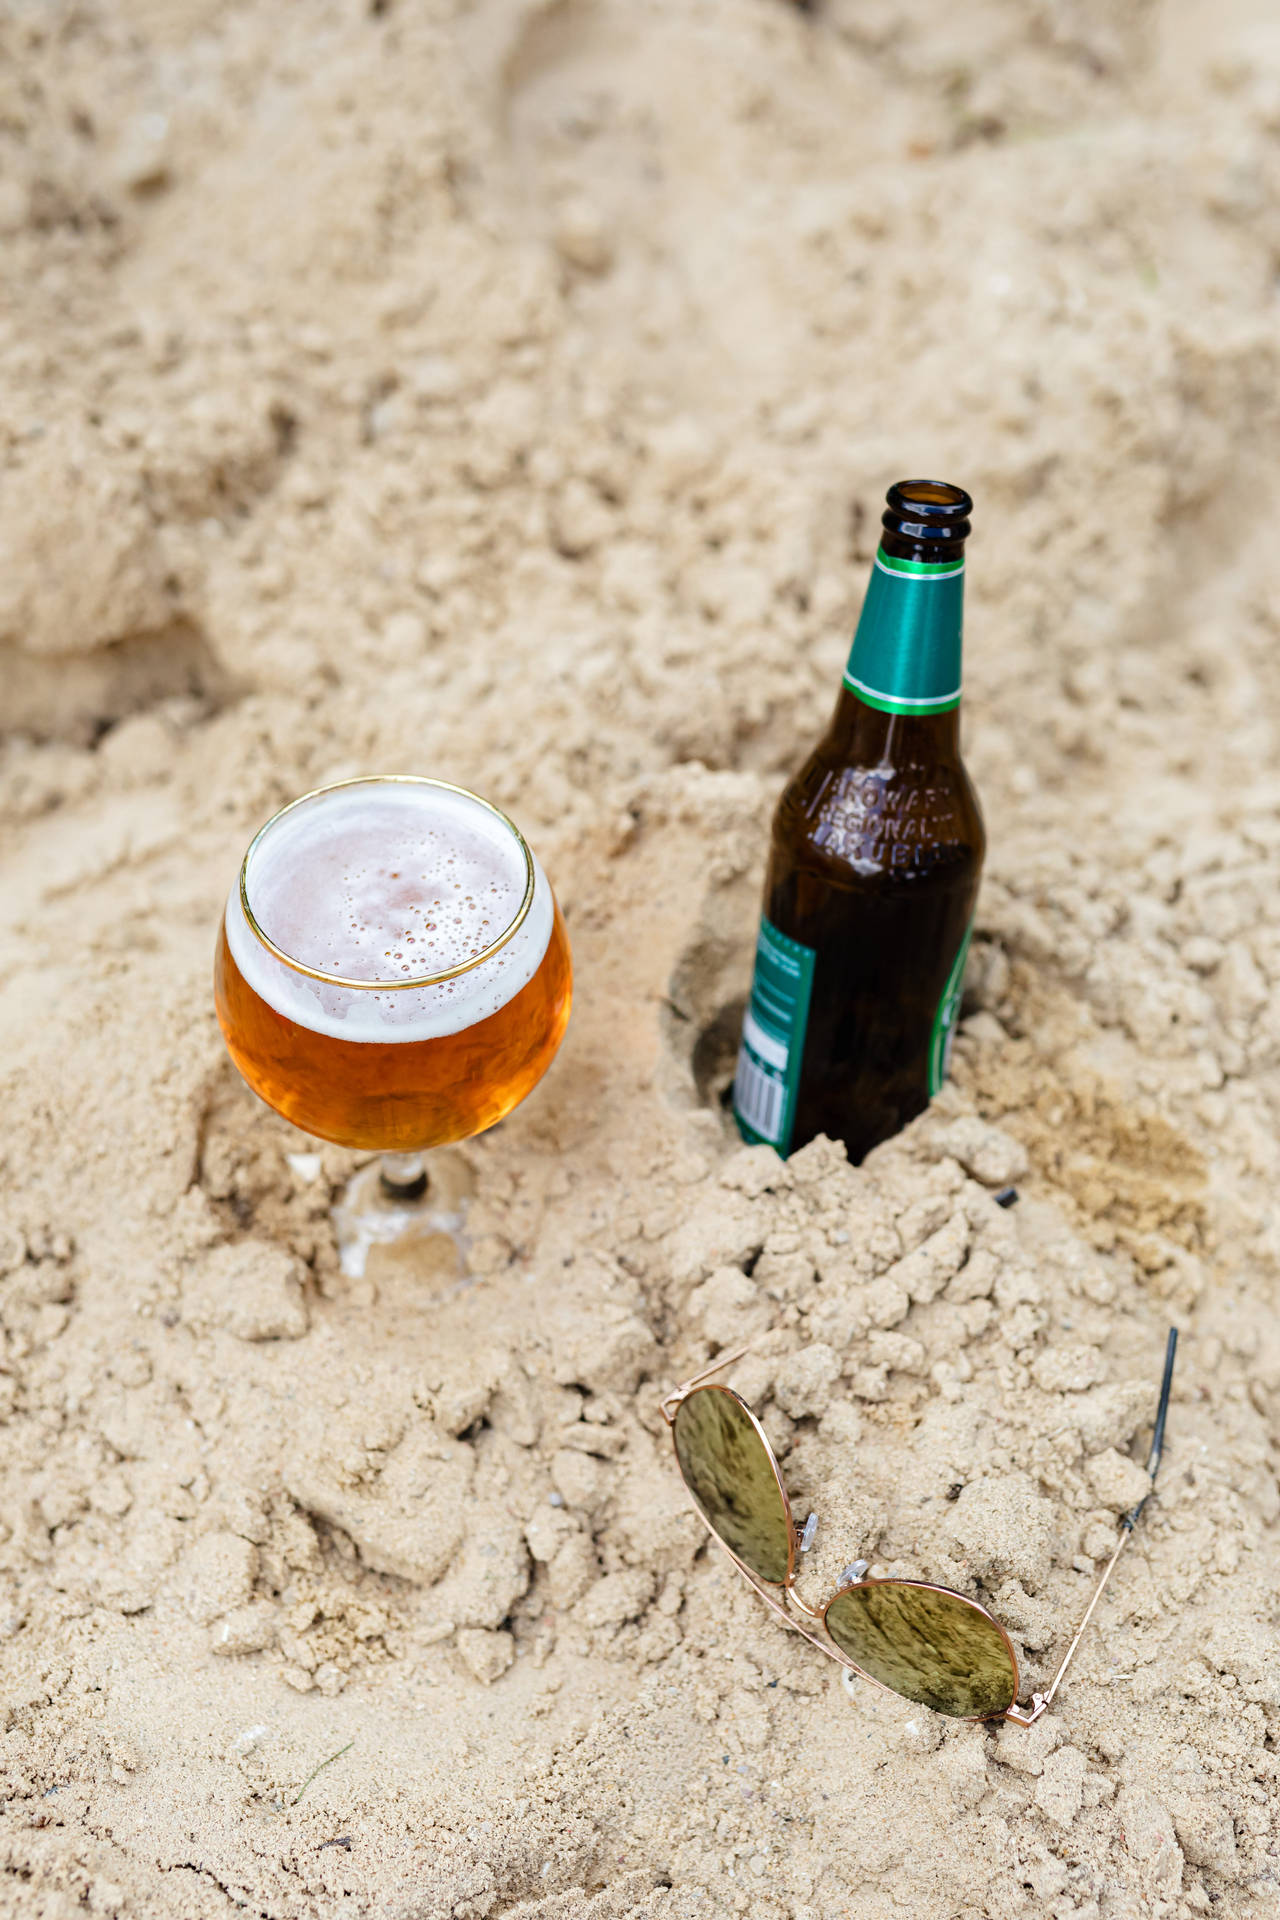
left=927, top=920, right=973, bottom=1096
left=732, top=917, right=816, bottom=1156
left=843, top=547, right=964, bottom=717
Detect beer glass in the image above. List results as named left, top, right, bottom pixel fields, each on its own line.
left=214, top=776, right=572, bottom=1195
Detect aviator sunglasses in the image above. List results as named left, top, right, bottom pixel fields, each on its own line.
left=661, top=1328, right=1178, bottom=1725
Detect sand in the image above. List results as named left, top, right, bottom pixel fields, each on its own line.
left=2, top=0, right=1279, bottom=1914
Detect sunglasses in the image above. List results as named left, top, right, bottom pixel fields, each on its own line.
left=661, top=1327, right=1178, bottom=1725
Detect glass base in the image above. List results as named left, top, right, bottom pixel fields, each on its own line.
left=379, top=1151, right=428, bottom=1201
left=332, top=1151, right=473, bottom=1285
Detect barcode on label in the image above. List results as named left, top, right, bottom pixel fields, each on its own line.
left=732, top=1045, right=785, bottom=1144
left=733, top=917, right=816, bottom=1157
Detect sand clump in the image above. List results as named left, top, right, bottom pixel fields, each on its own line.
left=1, top=0, right=1280, bottom=1915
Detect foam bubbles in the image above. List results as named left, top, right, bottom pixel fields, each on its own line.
left=224, top=782, right=554, bottom=1043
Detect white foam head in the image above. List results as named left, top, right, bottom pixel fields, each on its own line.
left=224, top=780, right=554, bottom=1043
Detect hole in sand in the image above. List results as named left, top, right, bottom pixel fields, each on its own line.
left=690, top=992, right=747, bottom=1113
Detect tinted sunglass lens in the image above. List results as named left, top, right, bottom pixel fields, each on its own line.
left=673, top=1386, right=791, bottom=1586
left=825, top=1581, right=1017, bottom=1719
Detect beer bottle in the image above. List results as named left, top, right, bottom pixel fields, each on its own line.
left=732, top=480, right=984, bottom=1163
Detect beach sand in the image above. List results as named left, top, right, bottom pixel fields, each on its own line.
left=1, top=1, right=1278, bottom=1913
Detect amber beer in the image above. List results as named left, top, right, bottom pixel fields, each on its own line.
left=215, top=778, right=572, bottom=1152
left=733, top=481, right=985, bottom=1163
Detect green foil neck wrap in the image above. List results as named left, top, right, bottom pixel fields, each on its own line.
left=842, top=547, right=964, bottom=717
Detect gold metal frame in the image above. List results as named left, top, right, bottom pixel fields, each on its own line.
left=238, top=774, right=537, bottom=991
left=821, top=1577, right=1022, bottom=1719
left=661, top=1329, right=1179, bottom=1727
left=671, top=1379, right=799, bottom=1589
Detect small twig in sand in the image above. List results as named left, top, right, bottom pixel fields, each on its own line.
left=291, top=1740, right=354, bottom=1807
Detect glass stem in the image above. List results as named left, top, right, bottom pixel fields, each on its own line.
left=379, top=1152, right=428, bottom=1201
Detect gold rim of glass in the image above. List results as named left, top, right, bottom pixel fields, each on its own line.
left=237, top=774, right=537, bottom=992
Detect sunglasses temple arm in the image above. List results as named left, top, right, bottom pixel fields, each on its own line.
left=1126, top=1325, right=1179, bottom=1529
left=659, top=1341, right=758, bottom=1424
left=1007, top=1327, right=1179, bottom=1728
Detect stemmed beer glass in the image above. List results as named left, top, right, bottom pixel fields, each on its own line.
left=214, top=775, right=572, bottom=1198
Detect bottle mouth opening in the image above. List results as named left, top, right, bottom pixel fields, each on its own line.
left=883, top=479, right=972, bottom=544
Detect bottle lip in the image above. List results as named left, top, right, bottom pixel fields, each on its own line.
left=882, top=479, right=972, bottom=544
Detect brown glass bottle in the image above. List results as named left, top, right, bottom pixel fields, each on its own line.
left=732, top=481, right=985, bottom=1163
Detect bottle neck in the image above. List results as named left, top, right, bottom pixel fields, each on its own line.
left=827, top=692, right=960, bottom=766
left=841, top=527, right=967, bottom=735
